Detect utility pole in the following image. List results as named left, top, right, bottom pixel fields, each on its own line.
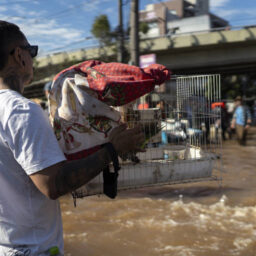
left=117, top=0, right=124, bottom=63
left=130, top=0, right=139, bottom=66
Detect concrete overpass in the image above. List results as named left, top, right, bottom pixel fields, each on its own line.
left=25, top=27, right=256, bottom=98
left=36, top=27, right=256, bottom=74
left=145, top=27, right=256, bottom=74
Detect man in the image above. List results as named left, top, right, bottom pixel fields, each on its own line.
left=231, top=96, right=252, bottom=145
left=0, top=21, right=145, bottom=255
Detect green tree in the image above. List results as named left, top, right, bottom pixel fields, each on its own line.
left=91, top=16, right=150, bottom=63
left=91, top=15, right=112, bottom=46
left=139, top=22, right=149, bottom=35
left=222, top=74, right=256, bottom=102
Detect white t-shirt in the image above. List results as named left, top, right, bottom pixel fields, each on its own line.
left=0, top=90, right=66, bottom=255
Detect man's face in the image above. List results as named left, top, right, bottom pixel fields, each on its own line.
left=19, top=38, right=34, bottom=87
left=235, top=100, right=242, bottom=107
left=8, top=36, right=35, bottom=93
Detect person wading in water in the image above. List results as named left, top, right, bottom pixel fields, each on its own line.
left=0, top=20, right=145, bottom=256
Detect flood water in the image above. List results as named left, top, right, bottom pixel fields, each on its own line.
left=60, top=138, right=256, bottom=256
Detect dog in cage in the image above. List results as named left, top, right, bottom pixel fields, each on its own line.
left=48, top=60, right=170, bottom=199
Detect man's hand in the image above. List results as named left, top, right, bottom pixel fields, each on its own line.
left=245, top=124, right=250, bottom=130
left=230, top=119, right=236, bottom=129
left=109, top=124, right=146, bottom=155
left=245, top=120, right=252, bottom=130
left=30, top=124, right=146, bottom=200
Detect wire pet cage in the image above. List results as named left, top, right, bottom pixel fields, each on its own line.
left=73, top=74, right=223, bottom=198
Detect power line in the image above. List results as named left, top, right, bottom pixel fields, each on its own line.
left=42, top=2, right=85, bottom=19
left=13, top=1, right=91, bottom=24
left=44, top=37, right=98, bottom=54
left=0, top=0, right=40, bottom=5
left=122, top=0, right=130, bottom=6
left=0, top=0, right=82, bottom=23
left=39, top=0, right=114, bottom=20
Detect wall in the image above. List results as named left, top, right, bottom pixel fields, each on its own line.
left=167, top=15, right=211, bottom=34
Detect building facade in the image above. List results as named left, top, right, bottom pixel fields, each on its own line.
left=139, top=0, right=229, bottom=38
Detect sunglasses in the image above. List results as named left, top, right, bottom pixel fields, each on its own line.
left=10, top=44, right=38, bottom=58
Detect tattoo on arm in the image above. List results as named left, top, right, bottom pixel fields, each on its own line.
left=55, top=148, right=111, bottom=198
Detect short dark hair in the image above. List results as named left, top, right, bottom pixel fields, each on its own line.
left=235, top=96, right=242, bottom=102
left=0, top=21, right=25, bottom=71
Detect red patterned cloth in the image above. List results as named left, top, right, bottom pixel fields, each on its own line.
left=49, top=61, right=170, bottom=198
left=64, top=145, right=101, bottom=161
left=54, top=60, right=171, bottom=106
left=49, top=60, right=171, bottom=162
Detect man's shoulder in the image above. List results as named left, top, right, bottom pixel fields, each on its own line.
left=0, top=90, right=40, bottom=122
left=0, top=90, right=35, bottom=111
left=0, top=89, right=28, bottom=104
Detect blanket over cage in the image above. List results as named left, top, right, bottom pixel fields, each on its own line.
left=49, top=60, right=170, bottom=162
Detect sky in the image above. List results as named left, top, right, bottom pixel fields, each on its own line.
left=0, top=0, right=255, bottom=56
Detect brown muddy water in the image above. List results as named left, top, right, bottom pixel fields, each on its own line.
left=60, top=139, right=256, bottom=256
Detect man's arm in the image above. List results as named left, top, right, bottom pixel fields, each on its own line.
left=30, top=147, right=111, bottom=200
left=30, top=125, right=145, bottom=200
left=230, top=108, right=237, bottom=129
left=230, top=118, right=236, bottom=129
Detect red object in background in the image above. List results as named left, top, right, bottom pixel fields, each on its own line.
left=54, top=60, right=171, bottom=106
left=138, top=103, right=149, bottom=110
left=211, top=102, right=226, bottom=109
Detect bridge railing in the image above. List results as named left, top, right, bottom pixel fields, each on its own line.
left=142, top=24, right=256, bottom=40
left=38, top=24, right=256, bottom=59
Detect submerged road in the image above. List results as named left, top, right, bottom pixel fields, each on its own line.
left=60, top=127, right=256, bottom=256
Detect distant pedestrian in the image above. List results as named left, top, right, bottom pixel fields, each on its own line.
left=231, top=96, right=252, bottom=145
left=211, top=101, right=228, bottom=140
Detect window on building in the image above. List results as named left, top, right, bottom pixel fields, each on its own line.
left=148, top=22, right=158, bottom=29
left=169, top=9, right=177, bottom=15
